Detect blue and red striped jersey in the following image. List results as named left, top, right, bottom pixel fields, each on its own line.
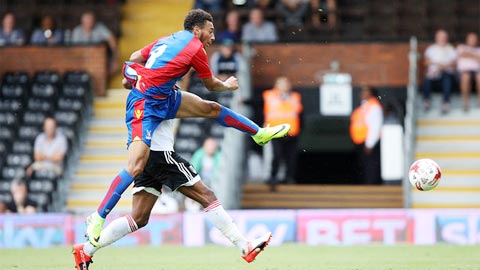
left=128, top=30, right=212, bottom=97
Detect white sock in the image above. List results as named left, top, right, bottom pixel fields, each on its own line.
left=204, top=200, right=248, bottom=254
left=83, top=215, right=138, bottom=256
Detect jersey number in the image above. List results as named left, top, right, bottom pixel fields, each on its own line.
left=145, top=44, right=167, bottom=68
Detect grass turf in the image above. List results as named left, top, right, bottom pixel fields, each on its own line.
left=2, top=244, right=479, bottom=270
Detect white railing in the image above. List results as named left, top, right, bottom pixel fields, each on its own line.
left=216, top=43, right=254, bottom=209
left=403, top=37, right=419, bottom=208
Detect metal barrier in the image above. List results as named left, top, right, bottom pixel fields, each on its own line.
left=216, top=43, right=254, bottom=209
left=403, top=37, right=419, bottom=208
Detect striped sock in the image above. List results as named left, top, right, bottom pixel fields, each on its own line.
left=97, top=169, right=134, bottom=218
left=84, top=215, right=138, bottom=256
left=215, top=106, right=259, bottom=136
left=204, top=200, right=248, bottom=253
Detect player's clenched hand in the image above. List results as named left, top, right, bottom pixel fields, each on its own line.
left=224, top=76, right=239, bottom=91
left=122, top=78, right=133, bottom=90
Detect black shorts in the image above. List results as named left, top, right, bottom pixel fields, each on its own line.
left=133, top=151, right=200, bottom=196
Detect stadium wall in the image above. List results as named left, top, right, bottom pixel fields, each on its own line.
left=0, top=45, right=107, bottom=96
left=0, top=209, right=477, bottom=248
left=250, top=43, right=428, bottom=89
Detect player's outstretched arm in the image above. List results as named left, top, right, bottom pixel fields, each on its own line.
left=129, top=50, right=147, bottom=65
left=202, top=76, right=238, bottom=92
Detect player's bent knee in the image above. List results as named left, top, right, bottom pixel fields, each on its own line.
left=132, top=213, right=150, bottom=228
left=199, top=101, right=222, bottom=118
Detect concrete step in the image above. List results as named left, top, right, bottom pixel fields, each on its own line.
left=85, top=139, right=127, bottom=149
left=417, top=158, right=480, bottom=170
left=416, top=141, right=480, bottom=152
left=417, top=126, right=480, bottom=136
left=438, top=175, right=480, bottom=187
left=416, top=152, right=480, bottom=159
left=412, top=190, right=480, bottom=208
left=77, top=161, right=126, bottom=171
left=82, top=147, right=127, bottom=156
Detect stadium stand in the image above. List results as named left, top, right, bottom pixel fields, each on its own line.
left=0, top=71, right=93, bottom=212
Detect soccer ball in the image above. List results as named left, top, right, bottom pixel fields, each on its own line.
left=408, top=158, right=441, bottom=191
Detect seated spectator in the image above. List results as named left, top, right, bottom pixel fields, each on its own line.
left=6, top=179, right=36, bottom=214
left=72, top=11, right=118, bottom=75
left=217, top=10, right=241, bottom=43
left=191, top=137, right=221, bottom=190
left=422, top=29, right=456, bottom=114
left=310, top=0, right=337, bottom=28
left=210, top=39, right=243, bottom=80
left=276, top=0, right=309, bottom=28
left=194, top=0, right=224, bottom=12
left=0, top=12, right=25, bottom=46
left=26, top=117, right=68, bottom=178
left=30, top=15, right=63, bottom=46
left=241, top=8, right=278, bottom=43
left=457, top=32, right=480, bottom=111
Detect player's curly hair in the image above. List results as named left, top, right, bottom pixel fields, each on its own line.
left=184, top=9, right=213, bottom=31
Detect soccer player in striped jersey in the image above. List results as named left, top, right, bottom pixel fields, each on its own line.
left=84, top=9, right=289, bottom=248
left=72, top=120, right=272, bottom=270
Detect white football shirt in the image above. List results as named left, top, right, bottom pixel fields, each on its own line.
left=150, top=119, right=175, bottom=151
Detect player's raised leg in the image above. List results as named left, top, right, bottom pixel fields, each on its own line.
left=85, top=141, right=149, bottom=246
left=73, top=190, right=156, bottom=270
left=175, top=90, right=290, bottom=146
left=178, top=181, right=272, bottom=263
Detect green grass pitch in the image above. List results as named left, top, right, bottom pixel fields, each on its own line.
left=2, top=244, right=479, bottom=270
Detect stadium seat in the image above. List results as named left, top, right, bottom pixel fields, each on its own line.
left=63, top=71, right=91, bottom=85
left=2, top=71, right=29, bottom=86
left=32, top=169, right=58, bottom=181
left=31, top=83, right=58, bottom=99
left=2, top=166, right=26, bottom=180
left=0, top=99, right=24, bottom=113
left=33, top=71, right=61, bottom=85
left=57, top=96, right=84, bottom=112
left=27, top=97, right=55, bottom=113
left=0, top=111, right=18, bottom=128
left=22, top=111, right=47, bottom=127
left=17, top=125, right=41, bottom=141
left=6, top=153, right=32, bottom=168
left=29, top=179, right=56, bottom=193
left=1, top=84, right=28, bottom=100
left=0, top=192, right=12, bottom=205
left=0, top=126, right=15, bottom=142
left=54, top=110, right=79, bottom=127
left=0, top=141, right=8, bottom=159
left=12, top=140, right=33, bottom=155
left=0, top=181, right=10, bottom=193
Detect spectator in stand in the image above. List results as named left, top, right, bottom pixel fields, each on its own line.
left=241, top=8, right=278, bottom=43
left=310, top=0, right=337, bottom=28
left=457, top=32, right=480, bottom=112
left=30, top=15, right=63, bottom=46
left=187, top=137, right=221, bottom=211
left=0, top=12, right=25, bottom=46
left=194, top=0, right=224, bottom=12
left=72, top=11, right=118, bottom=75
left=210, top=38, right=243, bottom=80
left=6, top=179, right=36, bottom=214
left=217, top=10, right=241, bottom=43
left=423, top=29, right=456, bottom=114
left=350, top=85, right=383, bottom=185
left=276, top=0, right=309, bottom=28
left=26, top=117, right=68, bottom=178
left=263, top=77, right=303, bottom=186
left=191, top=137, right=221, bottom=190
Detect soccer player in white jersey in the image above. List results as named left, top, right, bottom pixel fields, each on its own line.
left=72, top=119, right=272, bottom=270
